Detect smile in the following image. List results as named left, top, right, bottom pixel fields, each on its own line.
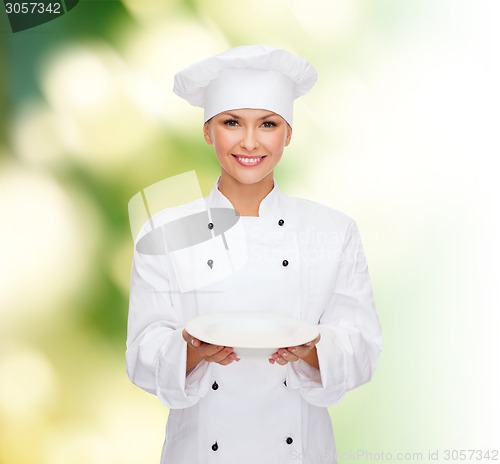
left=232, top=155, right=266, bottom=167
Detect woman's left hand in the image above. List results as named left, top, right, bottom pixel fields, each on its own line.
left=268, top=333, right=321, bottom=366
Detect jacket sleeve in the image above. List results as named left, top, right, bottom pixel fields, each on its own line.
left=287, top=220, right=382, bottom=407
left=126, top=246, right=214, bottom=409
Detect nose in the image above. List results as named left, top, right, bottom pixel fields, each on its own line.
left=240, top=127, right=259, bottom=151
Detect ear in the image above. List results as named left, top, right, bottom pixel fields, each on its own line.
left=203, top=121, right=213, bottom=145
left=284, top=124, right=292, bottom=147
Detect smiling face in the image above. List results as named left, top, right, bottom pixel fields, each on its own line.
left=203, top=108, right=292, bottom=188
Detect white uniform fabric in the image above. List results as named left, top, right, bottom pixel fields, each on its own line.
left=126, top=179, right=382, bottom=464
left=173, top=44, right=318, bottom=125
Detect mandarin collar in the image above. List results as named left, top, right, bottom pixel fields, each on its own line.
left=206, top=177, right=283, bottom=218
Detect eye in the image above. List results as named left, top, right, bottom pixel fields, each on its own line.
left=262, top=120, right=277, bottom=128
left=223, top=119, right=239, bottom=127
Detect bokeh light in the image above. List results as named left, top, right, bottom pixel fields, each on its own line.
left=122, top=16, right=227, bottom=128
left=39, top=43, right=162, bottom=169
left=11, top=102, right=66, bottom=166
left=0, top=343, right=57, bottom=421
left=0, top=164, right=99, bottom=330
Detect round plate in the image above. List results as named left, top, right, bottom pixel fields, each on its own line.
left=185, top=312, right=319, bottom=358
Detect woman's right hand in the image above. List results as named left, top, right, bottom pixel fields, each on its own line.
left=182, top=329, right=240, bottom=372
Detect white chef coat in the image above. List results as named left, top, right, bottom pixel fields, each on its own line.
left=126, top=179, right=382, bottom=464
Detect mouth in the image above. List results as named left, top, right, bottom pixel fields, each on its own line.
left=231, top=155, right=266, bottom=167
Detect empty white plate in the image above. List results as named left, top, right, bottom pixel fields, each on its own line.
left=185, top=312, right=319, bottom=358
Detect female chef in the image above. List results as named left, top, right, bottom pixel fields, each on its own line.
left=126, top=45, right=382, bottom=464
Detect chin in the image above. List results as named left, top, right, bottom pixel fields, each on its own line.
left=234, top=173, right=270, bottom=185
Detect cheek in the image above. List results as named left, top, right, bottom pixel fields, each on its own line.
left=265, top=133, right=288, bottom=153
left=213, top=130, right=237, bottom=153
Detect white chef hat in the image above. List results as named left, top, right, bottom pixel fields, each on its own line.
left=173, top=44, right=317, bottom=126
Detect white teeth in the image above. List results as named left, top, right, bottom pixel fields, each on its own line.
left=237, top=157, right=261, bottom=164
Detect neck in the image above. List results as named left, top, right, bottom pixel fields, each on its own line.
left=218, top=172, right=275, bottom=216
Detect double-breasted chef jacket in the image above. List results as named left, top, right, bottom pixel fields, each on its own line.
left=126, top=178, right=382, bottom=464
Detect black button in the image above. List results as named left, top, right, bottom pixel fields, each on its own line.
left=286, top=437, right=293, bottom=445
left=212, top=381, right=219, bottom=391
left=278, top=219, right=284, bottom=226
left=208, top=222, right=214, bottom=230
left=212, top=442, right=218, bottom=451
left=283, top=379, right=287, bottom=387
left=282, top=260, right=289, bottom=267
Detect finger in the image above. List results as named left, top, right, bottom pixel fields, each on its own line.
left=218, top=358, right=234, bottom=366
left=206, top=347, right=234, bottom=364
left=275, top=350, right=290, bottom=365
left=183, top=329, right=202, bottom=348
left=305, top=333, right=321, bottom=347
left=279, top=348, right=295, bottom=358
left=281, top=350, right=299, bottom=363
left=191, top=337, right=201, bottom=348
left=197, top=343, right=225, bottom=358
left=275, top=355, right=288, bottom=366
left=217, top=351, right=240, bottom=365
left=218, top=352, right=240, bottom=366
left=288, top=345, right=309, bottom=358
left=271, top=349, right=297, bottom=364
left=182, top=329, right=190, bottom=343
left=268, top=351, right=282, bottom=363
left=289, top=342, right=319, bottom=360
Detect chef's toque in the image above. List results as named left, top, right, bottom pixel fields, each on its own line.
left=173, top=44, right=317, bottom=126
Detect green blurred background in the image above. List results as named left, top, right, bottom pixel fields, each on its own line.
left=1, top=1, right=499, bottom=463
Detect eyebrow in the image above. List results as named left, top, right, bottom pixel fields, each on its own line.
left=221, top=111, right=278, bottom=120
